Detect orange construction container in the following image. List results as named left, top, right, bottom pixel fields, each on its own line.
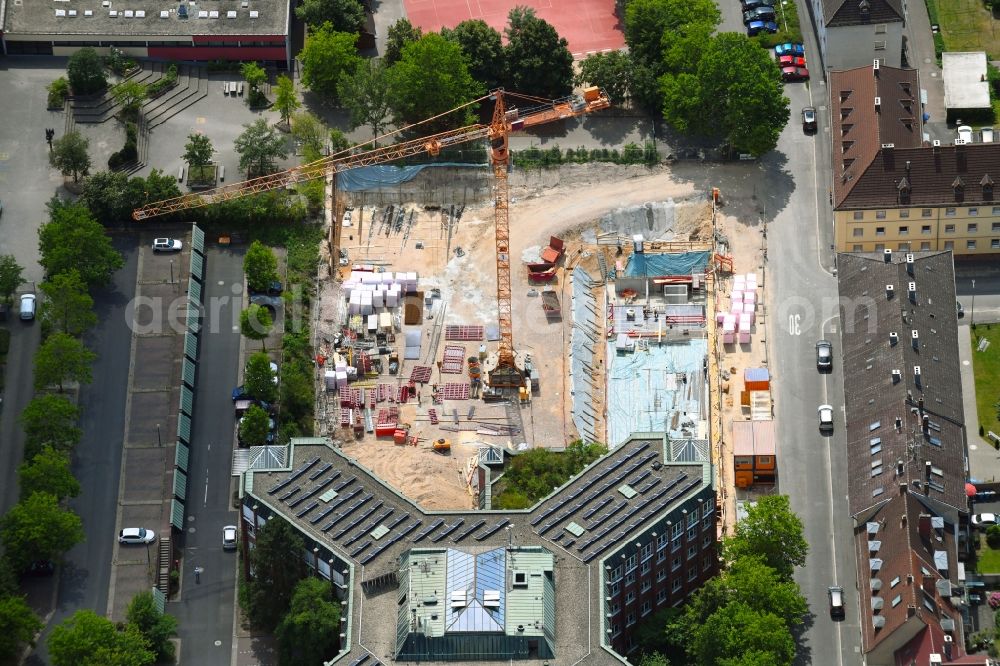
left=583, top=86, right=601, bottom=102
left=393, top=429, right=408, bottom=445
left=744, top=367, right=770, bottom=392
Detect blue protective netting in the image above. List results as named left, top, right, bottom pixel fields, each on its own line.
left=623, top=251, right=711, bottom=278
left=335, top=163, right=487, bottom=192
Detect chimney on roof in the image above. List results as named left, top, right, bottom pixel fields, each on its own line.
left=918, top=513, right=932, bottom=541
left=892, top=369, right=902, bottom=384
left=886, top=283, right=895, bottom=299
left=922, top=413, right=930, bottom=432
left=884, top=248, right=893, bottom=263
left=911, top=329, right=919, bottom=349
left=914, top=365, right=922, bottom=388
left=873, top=57, right=880, bottom=72
left=905, top=253, right=915, bottom=273
left=908, top=281, right=917, bottom=303
left=925, top=460, right=932, bottom=479
left=897, top=460, right=904, bottom=475
left=905, top=160, right=911, bottom=173
left=890, top=331, right=899, bottom=345
left=875, top=96, right=882, bottom=112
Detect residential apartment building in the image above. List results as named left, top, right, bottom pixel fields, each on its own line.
left=810, top=0, right=904, bottom=70
left=239, top=434, right=718, bottom=663
left=837, top=251, right=983, bottom=666
left=832, top=62, right=1000, bottom=256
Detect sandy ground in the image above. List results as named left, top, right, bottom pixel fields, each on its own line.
left=317, top=165, right=716, bottom=510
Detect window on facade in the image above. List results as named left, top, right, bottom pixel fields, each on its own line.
left=853, top=227, right=864, bottom=237
left=687, top=545, right=697, bottom=560
left=875, top=227, right=885, bottom=236
left=993, top=222, right=1000, bottom=232
left=672, top=556, right=682, bottom=571
left=854, top=211, right=864, bottom=220
left=853, top=244, right=864, bottom=251
left=875, top=244, right=885, bottom=251
left=641, top=542, right=653, bottom=563
left=703, top=557, right=714, bottom=571
left=627, top=613, right=636, bottom=627
left=920, top=242, right=931, bottom=250
left=702, top=504, right=714, bottom=529
left=992, top=239, right=999, bottom=249
left=969, top=223, right=979, bottom=232
left=898, top=242, right=910, bottom=251
left=876, top=210, right=887, bottom=219
left=946, top=208, right=957, bottom=217
left=703, top=535, right=713, bottom=549
left=625, top=591, right=635, bottom=605
left=921, top=225, right=932, bottom=234
left=922, top=209, right=933, bottom=217
left=657, top=588, right=667, bottom=602
left=641, top=601, right=652, bottom=617
left=876, top=23, right=887, bottom=32
left=657, top=550, right=666, bottom=563
left=657, top=569, right=667, bottom=582
left=656, top=533, right=668, bottom=551
left=945, top=224, right=956, bottom=233
left=625, top=554, right=637, bottom=574
left=625, top=572, right=635, bottom=586
left=611, top=623, right=621, bottom=637
left=970, top=207, right=980, bottom=216
left=945, top=241, right=954, bottom=250
left=609, top=582, right=620, bottom=596
left=610, top=566, right=622, bottom=583
left=641, top=561, right=651, bottom=575
left=641, top=580, right=652, bottom=593
left=994, top=206, right=1000, bottom=216
left=688, top=566, right=698, bottom=581
left=968, top=240, right=978, bottom=250
left=899, top=209, right=910, bottom=218
left=874, top=40, right=887, bottom=50
left=898, top=225, right=908, bottom=234
left=672, top=578, right=682, bottom=592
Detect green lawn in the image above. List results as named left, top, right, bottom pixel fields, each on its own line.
left=928, top=0, right=1000, bottom=55
left=972, top=325, right=1000, bottom=439
left=978, top=535, right=1000, bottom=573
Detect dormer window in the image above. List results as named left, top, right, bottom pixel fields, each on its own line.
left=860, top=0, right=871, bottom=15
left=953, top=176, right=965, bottom=202
left=982, top=173, right=994, bottom=200
left=898, top=177, right=911, bottom=203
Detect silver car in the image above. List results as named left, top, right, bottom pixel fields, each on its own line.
left=222, top=525, right=238, bottom=550
left=119, top=527, right=156, bottom=544
left=152, top=238, right=182, bottom=252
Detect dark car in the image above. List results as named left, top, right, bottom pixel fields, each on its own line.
left=779, top=55, right=807, bottom=68
left=829, top=586, right=845, bottom=620
left=802, top=106, right=817, bottom=132
left=781, top=66, right=810, bottom=82
left=741, top=0, right=775, bottom=10
left=250, top=280, right=283, bottom=297
left=816, top=340, right=832, bottom=371
left=25, top=560, right=55, bottom=576
left=743, top=6, right=775, bottom=23
left=250, top=293, right=283, bottom=310
left=957, top=300, right=965, bottom=318
left=747, top=19, right=779, bottom=35
left=232, top=386, right=249, bottom=401
left=774, top=42, right=805, bottom=57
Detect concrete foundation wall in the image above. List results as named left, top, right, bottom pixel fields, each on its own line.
left=342, top=167, right=492, bottom=207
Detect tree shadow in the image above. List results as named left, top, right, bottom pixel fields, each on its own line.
left=791, top=612, right=816, bottom=666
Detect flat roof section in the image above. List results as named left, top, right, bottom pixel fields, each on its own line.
left=731, top=420, right=775, bottom=456
left=606, top=338, right=708, bottom=448
left=4, top=0, right=289, bottom=37
left=943, top=52, right=991, bottom=110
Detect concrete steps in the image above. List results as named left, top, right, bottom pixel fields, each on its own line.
left=144, top=64, right=207, bottom=129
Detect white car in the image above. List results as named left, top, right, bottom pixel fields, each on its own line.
left=818, top=404, right=834, bottom=431
left=270, top=361, right=279, bottom=385
left=19, top=293, right=36, bottom=321
left=152, top=238, right=182, bottom=252
left=119, top=527, right=156, bottom=544
left=972, top=513, right=998, bottom=527
left=222, top=525, right=238, bottom=550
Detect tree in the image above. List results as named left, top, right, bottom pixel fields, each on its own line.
left=245, top=517, right=307, bottom=630
left=66, top=47, right=107, bottom=95
left=663, top=32, right=789, bottom=157
left=291, top=112, right=328, bottom=158
left=299, top=24, right=362, bottom=102
left=295, top=0, right=364, bottom=32
left=126, top=591, right=177, bottom=662
left=338, top=58, right=392, bottom=143
left=125, top=169, right=181, bottom=213
left=81, top=170, right=130, bottom=225
left=576, top=51, right=634, bottom=105
left=690, top=602, right=795, bottom=666
left=0, top=492, right=84, bottom=573
left=34, top=332, right=96, bottom=392
left=0, top=255, right=25, bottom=304
left=18, top=446, right=80, bottom=501
left=110, top=80, right=147, bottom=115
left=388, top=33, right=483, bottom=129
left=494, top=440, right=607, bottom=507
left=244, top=352, right=277, bottom=403
left=639, top=654, right=672, bottom=666
left=48, top=610, right=154, bottom=666
left=241, top=62, right=268, bottom=105
left=241, top=304, right=274, bottom=349
left=274, top=75, right=301, bottom=126
left=384, top=18, right=422, bottom=65
left=39, top=200, right=124, bottom=286
left=47, top=76, right=71, bottom=108
left=988, top=524, right=1000, bottom=549
left=243, top=240, right=280, bottom=293
left=49, top=131, right=91, bottom=183
left=239, top=404, right=271, bottom=447
left=503, top=7, right=574, bottom=99
left=329, top=128, right=351, bottom=154
left=19, top=394, right=82, bottom=456
left=723, top=494, right=806, bottom=580
left=39, top=270, right=97, bottom=337
left=235, top=119, right=288, bottom=178
left=623, top=0, right=719, bottom=67
left=442, top=19, right=506, bottom=92
left=275, top=577, right=342, bottom=665
left=0, top=595, right=44, bottom=662
left=184, top=133, right=214, bottom=168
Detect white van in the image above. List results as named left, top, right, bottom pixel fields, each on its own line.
left=19, top=293, right=36, bottom=320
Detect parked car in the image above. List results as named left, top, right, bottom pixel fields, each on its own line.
left=232, top=386, right=249, bottom=401
left=25, top=560, right=55, bottom=576
left=119, top=527, right=156, bottom=544
left=829, top=586, right=845, bottom=619
left=957, top=125, right=973, bottom=143
left=816, top=340, right=832, bottom=371
left=818, top=404, right=834, bottom=431
left=957, top=300, right=965, bottom=318
left=741, top=0, right=775, bottom=10
left=746, top=19, right=778, bottom=35
left=250, top=280, right=283, bottom=297
left=972, top=513, right=999, bottom=527
left=802, top=106, right=817, bottom=132
left=779, top=55, right=807, bottom=68
left=223, top=525, right=238, bottom=550
left=270, top=361, right=279, bottom=385
left=152, top=238, right=183, bottom=252
left=743, top=6, right=775, bottom=23
left=774, top=42, right=805, bottom=57
left=249, top=293, right=282, bottom=310
left=19, top=293, right=36, bottom=321
left=781, top=66, right=810, bottom=82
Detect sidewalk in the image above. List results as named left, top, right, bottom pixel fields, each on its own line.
left=959, top=323, right=1000, bottom=483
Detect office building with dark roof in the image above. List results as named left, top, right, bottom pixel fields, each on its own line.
left=0, top=0, right=292, bottom=65
left=238, top=433, right=717, bottom=663
left=809, top=0, right=903, bottom=70
left=831, top=62, right=1000, bottom=256
left=838, top=251, right=984, bottom=666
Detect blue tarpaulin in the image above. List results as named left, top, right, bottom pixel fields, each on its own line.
left=623, top=251, right=711, bottom=278
left=336, top=163, right=487, bottom=192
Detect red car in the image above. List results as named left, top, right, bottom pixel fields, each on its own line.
left=781, top=66, right=810, bottom=82
left=779, top=55, right=806, bottom=68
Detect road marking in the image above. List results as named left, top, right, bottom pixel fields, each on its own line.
left=204, top=469, right=210, bottom=505
left=822, top=316, right=845, bottom=666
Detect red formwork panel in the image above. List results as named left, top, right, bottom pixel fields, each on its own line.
left=410, top=366, right=433, bottom=383
left=441, top=345, right=465, bottom=374
left=445, top=325, right=484, bottom=341
left=441, top=383, right=471, bottom=400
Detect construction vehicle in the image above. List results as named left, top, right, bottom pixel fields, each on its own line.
left=131, top=87, right=611, bottom=388
left=387, top=353, right=399, bottom=375
left=432, top=438, right=451, bottom=454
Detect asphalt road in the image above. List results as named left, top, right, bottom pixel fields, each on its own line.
left=0, top=320, right=41, bottom=513
left=171, top=246, right=243, bottom=666
left=28, top=239, right=139, bottom=665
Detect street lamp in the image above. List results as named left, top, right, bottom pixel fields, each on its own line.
left=971, top=279, right=976, bottom=326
